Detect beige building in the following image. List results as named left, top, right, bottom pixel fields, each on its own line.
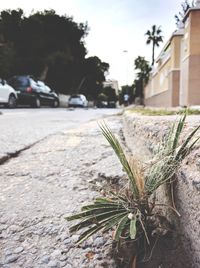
left=103, top=79, right=119, bottom=95
left=145, top=3, right=200, bottom=107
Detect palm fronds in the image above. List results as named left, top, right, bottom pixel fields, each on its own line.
left=66, top=195, right=139, bottom=244
left=99, top=123, right=141, bottom=200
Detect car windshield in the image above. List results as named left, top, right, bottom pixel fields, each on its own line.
left=10, top=77, right=30, bottom=87
left=70, top=95, right=81, bottom=99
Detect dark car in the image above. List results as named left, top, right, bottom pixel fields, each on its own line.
left=107, top=101, right=117, bottom=108
left=96, top=100, right=117, bottom=108
left=8, top=75, right=59, bottom=108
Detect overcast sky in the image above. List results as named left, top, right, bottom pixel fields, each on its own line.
left=1, top=0, right=184, bottom=86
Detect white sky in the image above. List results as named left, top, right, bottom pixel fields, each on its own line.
left=0, top=0, right=184, bottom=86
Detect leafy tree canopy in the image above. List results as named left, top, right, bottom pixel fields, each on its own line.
left=134, top=56, right=151, bottom=86
left=80, top=56, right=109, bottom=100
left=102, top=86, right=118, bottom=102
left=133, top=56, right=151, bottom=101
left=0, top=9, right=109, bottom=98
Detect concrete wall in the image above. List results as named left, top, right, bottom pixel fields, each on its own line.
left=145, top=57, right=171, bottom=100
left=169, top=70, right=180, bottom=106
left=145, top=90, right=171, bottom=107
left=145, top=8, right=200, bottom=107
left=123, top=112, right=200, bottom=267
left=180, top=9, right=200, bottom=106
left=145, top=35, right=182, bottom=107
left=58, top=94, right=70, bottom=107
left=188, top=55, right=200, bottom=105
left=145, top=70, right=180, bottom=107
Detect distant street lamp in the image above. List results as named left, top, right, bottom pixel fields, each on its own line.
left=123, top=50, right=128, bottom=86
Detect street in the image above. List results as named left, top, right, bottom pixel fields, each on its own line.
left=0, top=108, right=121, bottom=161
left=0, top=108, right=123, bottom=268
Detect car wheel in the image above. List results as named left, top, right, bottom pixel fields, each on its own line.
left=34, top=97, right=41, bottom=108
left=7, top=95, right=17, bottom=108
left=52, top=99, right=59, bottom=108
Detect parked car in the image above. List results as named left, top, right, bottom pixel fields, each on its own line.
left=96, top=100, right=117, bottom=108
left=68, top=94, right=88, bottom=108
left=8, top=75, right=59, bottom=108
left=0, top=79, right=18, bottom=108
left=107, top=101, right=117, bottom=108
left=96, top=100, right=108, bottom=108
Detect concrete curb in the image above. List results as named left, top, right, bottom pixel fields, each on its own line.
left=122, top=111, right=200, bottom=267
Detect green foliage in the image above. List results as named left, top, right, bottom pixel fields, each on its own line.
left=66, top=111, right=199, bottom=261
left=133, top=56, right=151, bottom=102
left=80, top=56, right=109, bottom=100
left=97, top=93, right=108, bottom=102
left=0, top=9, right=109, bottom=97
left=0, top=43, right=15, bottom=78
left=100, top=123, right=140, bottom=198
left=145, top=25, right=163, bottom=66
left=102, top=86, right=118, bottom=102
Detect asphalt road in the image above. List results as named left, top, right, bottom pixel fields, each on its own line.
left=0, top=110, right=122, bottom=267
left=0, top=107, right=121, bottom=160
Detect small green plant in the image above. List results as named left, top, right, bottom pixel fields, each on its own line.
left=66, top=112, right=199, bottom=266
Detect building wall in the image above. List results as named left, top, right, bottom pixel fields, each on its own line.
left=145, top=35, right=182, bottom=107
left=169, top=70, right=180, bottom=106
left=145, top=70, right=180, bottom=107
left=145, top=59, right=170, bottom=98
left=145, top=90, right=171, bottom=107
left=183, top=10, right=200, bottom=105
left=145, top=8, right=200, bottom=107
left=180, top=10, right=198, bottom=106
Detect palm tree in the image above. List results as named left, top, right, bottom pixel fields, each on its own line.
left=145, top=25, right=163, bottom=66
left=134, top=56, right=151, bottom=85
left=134, top=56, right=151, bottom=103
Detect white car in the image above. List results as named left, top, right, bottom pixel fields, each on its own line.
left=68, top=94, right=88, bottom=108
left=0, top=79, right=17, bottom=108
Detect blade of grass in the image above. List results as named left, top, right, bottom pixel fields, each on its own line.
left=172, top=112, right=186, bottom=151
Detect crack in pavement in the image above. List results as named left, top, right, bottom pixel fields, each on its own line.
left=0, top=128, right=76, bottom=166
left=0, top=133, right=58, bottom=166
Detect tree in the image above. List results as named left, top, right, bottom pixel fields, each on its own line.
left=80, top=56, right=109, bottom=100
left=0, top=9, right=109, bottom=96
left=0, top=43, right=15, bottom=78
left=103, top=86, right=118, bottom=102
left=145, top=25, right=163, bottom=66
left=0, top=9, right=88, bottom=93
left=134, top=56, right=151, bottom=85
left=134, top=56, right=151, bottom=103
left=175, top=0, right=195, bottom=26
